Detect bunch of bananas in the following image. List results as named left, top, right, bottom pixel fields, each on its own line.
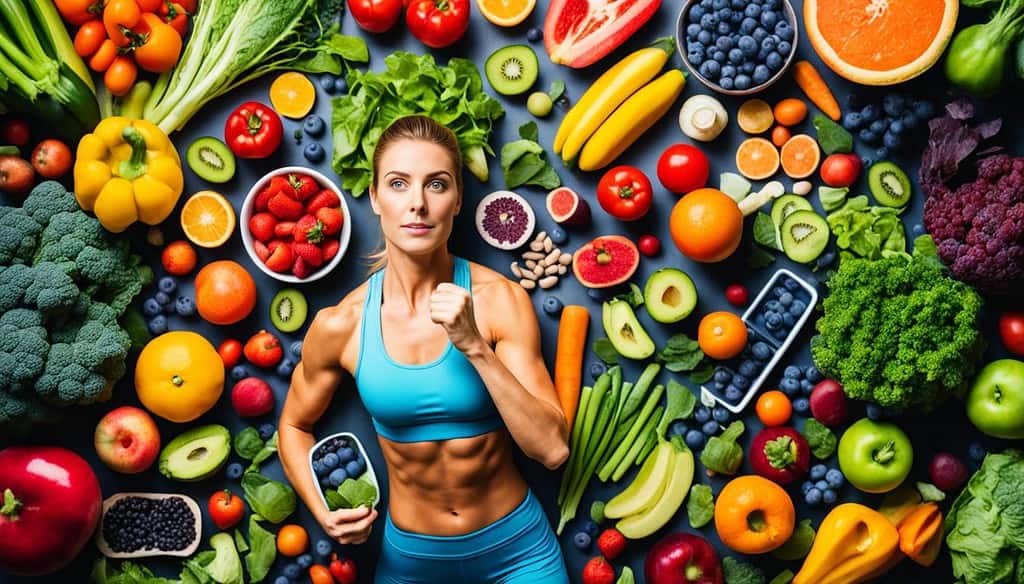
left=604, top=437, right=695, bottom=539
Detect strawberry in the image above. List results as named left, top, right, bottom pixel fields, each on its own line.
left=253, top=240, right=270, bottom=262
left=292, top=241, right=324, bottom=267
left=305, top=189, right=339, bottom=214
left=293, top=214, right=324, bottom=244
left=243, top=330, right=283, bottom=368
left=581, top=557, right=614, bottom=584
left=267, top=192, right=304, bottom=220
left=264, top=242, right=293, bottom=273
left=288, top=173, right=319, bottom=201
left=274, top=221, right=296, bottom=238
left=248, top=212, right=277, bottom=242
left=596, top=529, right=626, bottom=561
left=254, top=187, right=274, bottom=212
left=316, top=206, right=343, bottom=236
left=322, top=239, right=340, bottom=262
left=291, top=255, right=313, bottom=279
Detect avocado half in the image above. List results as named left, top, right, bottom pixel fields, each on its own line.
left=159, top=424, right=231, bottom=482
left=644, top=268, right=698, bottom=324
left=602, top=299, right=655, bottom=360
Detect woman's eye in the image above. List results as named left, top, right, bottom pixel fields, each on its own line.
left=389, top=179, right=406, bottom=189
left=428, top=180, right=447, bottom=191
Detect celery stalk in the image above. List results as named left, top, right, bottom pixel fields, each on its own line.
left=598, top=384, right=666, bottom=481
left=558, top=385, right=592, bottom=506
left=613, top=406, right=663, bottom=481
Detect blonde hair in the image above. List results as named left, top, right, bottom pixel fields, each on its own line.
left=365, top=115, right=464, bottom=274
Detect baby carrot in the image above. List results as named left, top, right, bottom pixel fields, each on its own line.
left=793, top=60, right=842, bottom=121
left=554, top=305, right=589, bottom=430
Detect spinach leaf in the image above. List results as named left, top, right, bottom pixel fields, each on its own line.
left=245, top=515, right=276, bottom=583
left=337, top=477, right=377, bottom=508
left=802, top=418, right=837, bottom=459
left=233, top=428, right=263, bottom=461
left=687, top=484, right=714, bottom=528
left=772, top=518, right=816, bottom=561
left=657, top=379, right=697, bottom=438
left=753, top=212, right=782, bottom=250
left=614, top=283, right=644, bottom=309
left=592, top=338, right=619, bottom=365
left=746, top=245, right=776, bottom=269
left=519, top=121, right=539, bottom=142
left=722, top=556, right=766, bottom=584
left=701, top=421, right=745, bottom=475
left=813, top=114, right=853, bottom=155
left=500, top=136, right=561, bottom=190
left=658, top=334, right=704, bottom=373
left=249, top=432, right=279, bottom=472
left=546, top=80, right=566, bottom=102
left=689, top=364, right=715, bottom=385
left=241, top=472, right=297, bottom=524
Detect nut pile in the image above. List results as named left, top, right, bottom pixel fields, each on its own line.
left=510, top=231, right=572, bottom=291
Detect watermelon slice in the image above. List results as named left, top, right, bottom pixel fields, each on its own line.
left=544, top=0, right=663, bottom=68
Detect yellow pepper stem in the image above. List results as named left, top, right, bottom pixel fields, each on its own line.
left=119, top=125, right=149, bottom=180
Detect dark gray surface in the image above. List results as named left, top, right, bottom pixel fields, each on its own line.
left=2, top=1, right=1019, bottom=582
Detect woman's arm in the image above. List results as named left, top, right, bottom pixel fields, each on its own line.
left=430, top=280, right=569, bottom=470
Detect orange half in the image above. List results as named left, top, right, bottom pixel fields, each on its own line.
left=735, top=138, right=780, bottom=180
left=780, top=134, right=821, bottom=179
left=269, top=72, right=316, bottom=119
left=477, top=0, right=536, bottom=26
left=181, top=190, right=236, bottom=248
left=805, top=0, right=958, bottom=85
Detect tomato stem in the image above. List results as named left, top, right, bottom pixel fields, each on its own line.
left=247, top=113, right=264, bottom=136
left=618, top=186, right=634, bottom=199
left=1, top=489, right=22, bottom=519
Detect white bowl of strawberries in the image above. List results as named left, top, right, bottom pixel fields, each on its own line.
left=241, top=166, right=351, bottom=283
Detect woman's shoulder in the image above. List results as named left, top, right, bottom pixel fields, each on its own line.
left=465, top=260, right=530, bottom=307
left=308, top=280, right=371, bottom=339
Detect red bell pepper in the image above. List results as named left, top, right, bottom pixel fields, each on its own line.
left=0, top=446, right=102, bottom=576
left=406, top=0, right=469, bottom=48
left=750, top=426, right=811, bottom=485
left=224, top=101, right=283, bottom=159
left=597, top=165, right=654, bottom=221
left=645, top=533, right=723, bottom=584
left=348, top=0, right=403, bottom=33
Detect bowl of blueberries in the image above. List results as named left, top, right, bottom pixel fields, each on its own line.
left=308, top=433, right=380, bottom=512
left=676, top=0, right=799, bottom=94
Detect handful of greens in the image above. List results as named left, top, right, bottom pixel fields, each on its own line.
left=326, top=476, right=378, bottom=510
left=331, top=51, right=505, bottom=196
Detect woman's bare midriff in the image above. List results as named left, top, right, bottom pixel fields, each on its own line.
left=379, top=429, right=528, bottom=536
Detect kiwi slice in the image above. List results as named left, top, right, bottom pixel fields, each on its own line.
left=868, top=161, right=911, bottom=208
left=270, top=288, right=308, bottom=333
left=186, top=137, right=236, bottom=184
left=781, top=210, right=830, bottom=263
left=771, top=194, right=814, bottom=229
left=485, top=45, right=539, bottom=96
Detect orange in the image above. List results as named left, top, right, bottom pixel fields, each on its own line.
left=195, top=260, right=257, bottom=325
left=698, top=311, right=747, bottom=360
left=773, top=98, right=808, bottom=126
left=805, top=0, right=957, bottom=85
left=276, top=524, right=308, bottom=557
left=180, top=190, right=235, bottom=248
left=756, top=390, right=793, bottom=427
left=161, top=240, right=197, bottom=276
left=477, top=0, right=535, bottom=26
left=779, top=134, right=821, bottom=179
left=669, top=188, right=743, bottom=263
left=269, top=72, right=316, bottom=118
left=309, top=565, right=334, bottom=584
left=771, top=125, right=791, bottom=147
left=735, top=138, right=780, bottom=180
left=135, top=331, right=224, bottom=423
left=737, top=99, right=774, bottom=134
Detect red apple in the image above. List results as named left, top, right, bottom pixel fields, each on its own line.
left=809, top=379, right=848, bottom=427
left=94, top=406, right=161, bottom=474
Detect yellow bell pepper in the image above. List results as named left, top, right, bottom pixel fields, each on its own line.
left=898, top=503, right=943, bottom=567
left=793, top=503, right=902, bottom=584
left=74, top=117, right=183, bottom=233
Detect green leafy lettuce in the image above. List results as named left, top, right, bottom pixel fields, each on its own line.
left=826, top=195, right=907, bottom=260
left=687, top=484, right=714, bottom=528
left=657, top=334, right=705, bottom=373
left=801, top=418, right=836, bottom=459
left=500, top=122, right=561, bottom=190
left=722, top=556, right=766, bottom=584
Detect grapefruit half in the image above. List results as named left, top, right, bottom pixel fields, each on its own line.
left=804, top=0, right=957, bottom=85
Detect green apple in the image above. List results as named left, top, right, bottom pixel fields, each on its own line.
left=966, top=359, right=1024, bottom=439
left=838, top=418, right=913, bottom=494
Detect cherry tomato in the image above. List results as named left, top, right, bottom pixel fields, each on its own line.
left=770, top=125, right=791, bottom=147
left=819, top=153, right=862, bottom=188
left=135, top=0, right=163, bottom=10
left=103, top=0, right=141, bottom=46
left=309, top=565, right=334, bottom=584
left=756, top=390, right=793, bottom=427
left=132, top=13, right=183, bottom=73
left=656, top=143, right=710, bottom=194
left=597, top=165, right=653, bottom=221
left=207, top=490, right=245, bottom=530
left=103, top=56, right=137, bottom=97
left=177, top=0, right=196, bottom=11
left=0, top=119, right=30, bottom=148
left=277, top=524, right=309, bottom=556
left=74, top=20, right=107, bottom=58
left=1000, top=312, right=1024, bottom=356
left=348, top=0, right=403, bottom=33
left=725, top=284, right=749, bottom=307
left=31, top=140, right=73, bottom=179
left=218, top=339, right=243, bottom=368
left=55, top=0, right=103, bottom=25
left=406, top=0, right=469, bottom=48
left=330, top=555, right=358, bottom=584
left=159, top=1, right=189, bottom=36
left=637, top=234, right=661, bottom=257
left=89, top=39, right=118, bottom=72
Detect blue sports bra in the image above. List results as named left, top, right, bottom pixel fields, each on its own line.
left=354, top=256, right=503, bottom=443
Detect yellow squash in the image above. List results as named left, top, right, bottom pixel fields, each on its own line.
left=74, top=116, right=183, bottom=233
left=554, top=38, right=675, bottom=162
left=793, top=503, right=902, bottom=584
left=577, top=69, right=686, bottom=172
left=898, top=503, right=943, bottom=567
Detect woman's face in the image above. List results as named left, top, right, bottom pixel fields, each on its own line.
left=369, top=139, right=461, bottom=258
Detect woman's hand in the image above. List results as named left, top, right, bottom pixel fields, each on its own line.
left=319, top=506, right=379, bottom=545
left=430, top=282, right=485, bottom=354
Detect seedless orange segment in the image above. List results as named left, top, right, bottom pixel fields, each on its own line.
left=269, top=72, right=316, bottom=119
left=737, top=99, right=775, bottom=134
left=477, top=0, right=536, bottom=26
left=779, top=134, right=821, bottom=179
left=736, top=138, right=780, bottom=180
left=181, top=190, right=236, bottom=248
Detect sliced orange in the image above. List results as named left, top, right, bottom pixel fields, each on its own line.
left=805, top=0, right=957, bottom=85
left=269, top=72, right=316, bottom=119
left=735, top=138, right=780, bottom=180
left=181, top=190, right=236, bottom=248
left=780, top=134, right=821, bottom=179
left=737, top=99, right=774, bottom=134
left=477, top=0, right=536, bottom=26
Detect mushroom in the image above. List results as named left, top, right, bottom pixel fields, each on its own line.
left=679, top=94, right=729, bottom=142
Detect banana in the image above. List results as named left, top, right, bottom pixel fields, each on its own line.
left=577, top=69, right=686, bottom=172
left=553, top=39, right=675, bottom=162
left=616, top=441, right=695, bottom=540
left=605, top=441, right=675, bottom=519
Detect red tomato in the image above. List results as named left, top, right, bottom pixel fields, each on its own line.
left=218, top=339, right=243, bottom=368
left=224, top=102, right=283, bottom=159
left=348, top=0, right=403, bottom=32
left=31, top=140, right=73, bottom=179
left=637, top=234, right=660, bottom=257
left=597, top=165, right=653, bottom=221
left=819, top=153, right=861, bottom=187
left=207, top=490, right=244, bottom=530
left=0, top=119, right=30, bottom=148
left=656, top=143, right=709, bottom=195
left=725, top=284, right=749, bottom=307
left=406, top=0, right=469, bottom=48
left=329, top=555, right=358, bottom=584
left=1000, top=312, right=1024, bottom=357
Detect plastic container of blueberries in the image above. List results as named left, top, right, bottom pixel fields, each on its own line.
left=95, top=493, right=202, bottom=559
left=700, top=268, right=818, bottom=413
left=308, top=432, right=380, bottom=512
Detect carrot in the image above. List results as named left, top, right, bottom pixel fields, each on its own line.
left=793, top=61, right=841, bottom=122
left=554, top=305, right=590, bottom=430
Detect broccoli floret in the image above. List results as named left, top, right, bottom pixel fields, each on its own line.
left=0, top=263, right=81, bottom=317
left=0, top=207, right=42, bottom=265
left=0, top=309, right=50, bottom=394
left=21, top=181, right=80, bottom=226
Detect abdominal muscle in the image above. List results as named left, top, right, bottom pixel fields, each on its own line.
left=379, top=429, right=528, bottom=536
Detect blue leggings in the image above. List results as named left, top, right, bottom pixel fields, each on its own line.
left=376, top=490, right=569, bottom=584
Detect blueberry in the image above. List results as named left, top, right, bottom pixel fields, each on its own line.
left=689, top=5, right=705, bottom=22
left=875, top=146, right=890, bottom=160
left=752, top=27, right=768, bottom=43
left=733, top=375, right=750, bottom=390
left=542, top=296, right=564, bottom=316
left=780, top=378, right=801, bottom=396
left=277, top=358, right=295, bottom=377
left=717, top=20, right=732, bottom=35
left=732, top=0, right=745, bottom=7
left=793, top=397, right=810, bottom=414
left=861, top=103, right=881, bottom=121
left=911, top=223, right=926, bottom=237
left=226, top=462, right=244, bottom=481
left=740, top=16, right=758, bottom=33
left=765, top=312, right=782, bottom=330
left=143, top=298, right=162, bottom=317
left=756, top=46, right=771, bottom=61
left=303, top=142, right=326, bottom=163
left=230, top=365, right=250, bottom=381
left=715, top=36, right=734, bottom=51
left=752, top=343, right=772, bottom=361
left=730, top=10, right=743, bottom=23
left=725, top=385, right=743, bottom=402
left=865, top=403, right=884, bottom=420
left=346, top=458, right=365, bottom=477
left=315, top=539, right=332, bottom=559
left=868, top=119, right=886, bottom=135
left=586, top=288, right=607, bottom=302
left=727, top=47, right=744, bottom=64
left=912, top=99, right=935, bottom=120
left=765, top=51, right=783, bottom=71
left=781, top=312, right=795, bottom=328
left=858, top=129, right=879, bottom=144
left=714, top=369, right=733, bottom=384
left=719, top=76, right=734, bottom=90
left=283, top=563, right=302, bottom=579
left=805, top=488, right=822, bottom=505
left=801, top=481, right=814, bottom=494
left=810, top=464, right=827, bottom=480
left=765, top=300, right=782, bottom=312
left=548, top=226, right=567, bottom=245
left=968, top=442, right=987, bottom=461
left=789, top=300, right=807, bottom=316
left=670, top=420, right=689, bottom=437
left=319, top=74, right=336, bottom=93
left=721, top=64, right=737, bottom=78
left=752, top=65, right=771, bottom=85
left=687, top=47, right=705, bottom=65
left=583, top=520, right=601, bottom=538
left=687, top=23, right=702, bottom=39
left=148, top=315, right=167, bottom=335
left=337, top=446, right=355, bottom=464
left=815, top=480, right=830, bottom=493
left=735, top=74, right=753, bottom=90
left=275, top=577, right=290, bottom=584
left=900, top=112, right=919, bottom=129
left=713, top=380, right=726, bottom=391
left=779, top=292, right=794, bottom=307
left=154, top=291, right=171, bottom=306
left=685, top=429, right=707, bottom=449
left=800, top=367, right=821, bottom=386
left=573, top=531, right=592, bottom=550
left=702, top=420, right=720, bottom=436
left=174, top=295, right=196, bottom=317
left=589, top=362, right=606, bottom=380
left=882, top=93, right=906, bottom=117
left=697, top=29, right=713, bottom=45
left=258, top=423, right=276, bottom=440
left=158, top=276, right=177, bottom=294
left=333, top=77, right=348, bottom=94
left=290, top=340, right=303, bottom=358
left=713, top=50, right=727, bottom=63
left=738, top=34, right=757, bottom=55
left=798, top=381, right=815, bottom=398
left=303, top=115, right=326, bottom=137
left=712, top=406, right=731, bottom=423
left=760, top=9, right=777, bottom=27
left=774, top=20, right=793, bottom=40
left=328, top=468, right=348, bottom=488
left=712, top=0, right=727, bottom=8
left=738, top=360, right=758, bottom=378
left=700, top=13, right=719, bottom=29
left=694, top=406, right=712, bottom=423
left=826, top=469, right=845, bottom=488
left=744, top=3, right=761, bottom=17
left=699, top=60, right=720, bottom=79
left=323, top=452, right=340, bottom=470
left=776, top=40, right=792, bottom=55
left=822, top=489, right=838, bottom=505
left=297, top=554, right=313, bottom=569
left=883, top=131, right=901, bottom=150
left=760, top=35, right=777, bottom=52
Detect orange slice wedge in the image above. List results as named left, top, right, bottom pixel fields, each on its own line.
left=737, top=99, right=775, bottom=134
left=181, top=190, right=236, bottom=248
left=780, top=134, right=821, bottom=179
left=735, top=138, right=780, bottom=180
left=269, top=72, right=316, bottom=119
left=477, top=0, right=536, bottom=26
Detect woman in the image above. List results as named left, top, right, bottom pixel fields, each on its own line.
left=279, top=115, right=571, bottom=584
